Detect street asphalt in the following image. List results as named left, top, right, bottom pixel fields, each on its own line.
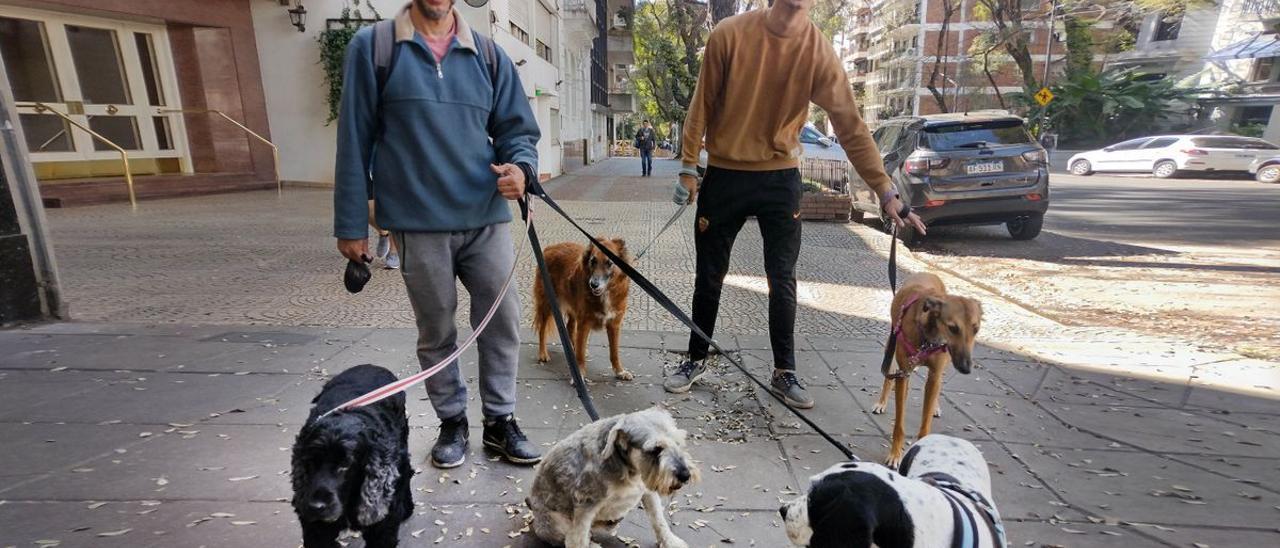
left=2, top=158, right=1277, bottom=547
left=910, top=171, right=1280, bottom=362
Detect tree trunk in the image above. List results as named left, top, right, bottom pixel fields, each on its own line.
left=926, top=0, right=957, bottom=113
left=710, top=0, right=737, bottom=24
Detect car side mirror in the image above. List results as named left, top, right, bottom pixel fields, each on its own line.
left=1102, top=147, right=1114, bottom=152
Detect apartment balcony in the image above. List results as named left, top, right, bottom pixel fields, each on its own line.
left=564, top=0, right=599, bottom=45
left=609, top=92, right=635, bottom=113
left=608, top=33, right=634, bottom=65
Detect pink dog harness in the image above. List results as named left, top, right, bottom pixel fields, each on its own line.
left=885, top=295, right=949, bottom=378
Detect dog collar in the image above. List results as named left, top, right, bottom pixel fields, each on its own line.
left=888, top=296, right=949, bottom=376
left=920, top=472, right=1008, bottom=548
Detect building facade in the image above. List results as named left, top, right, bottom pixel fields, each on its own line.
left=0, top=0, right=276, bottom=203
left=0, top=0, right=633, bottom=200
left=852, top=0, right=1064, bottom=121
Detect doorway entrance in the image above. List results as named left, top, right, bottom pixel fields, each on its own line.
left=0, top=6, right=189, bottom=180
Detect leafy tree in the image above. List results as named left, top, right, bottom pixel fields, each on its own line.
left=632, top=0, right=709, bottom=150
left=1024, top=69, right=1203, bottom=146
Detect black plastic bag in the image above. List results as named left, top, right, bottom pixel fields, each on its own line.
left=344, top=258, right=372, bottom=294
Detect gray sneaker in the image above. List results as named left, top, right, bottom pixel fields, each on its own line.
left=769, top=370, right=814, bottom=409
left=375, top=233, right=391, bottom=259
left=663, top=359, right=707, bottom=394
left=384, top=252, right=400, bottom=270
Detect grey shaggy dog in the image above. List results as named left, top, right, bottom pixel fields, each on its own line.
left=527, top=407, right=699, bottom=548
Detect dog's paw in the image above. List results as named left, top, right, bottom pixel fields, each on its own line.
left=615, top=369, right=635, bottom=381
left=933, top=406, right=942, bottom=418
left=537, top=352, right=550, bottom=363
left=659, top=536, right=689, bottom=548
left=870, top=402, right=887, bottom=414
left=884, top=452, right=903, bottom=469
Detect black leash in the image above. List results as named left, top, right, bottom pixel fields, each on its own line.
left=879, top=206, right=913, bottom=379
left=518, top=198, right=600, bottom=421
left=525, top=182, right=856, bottom=460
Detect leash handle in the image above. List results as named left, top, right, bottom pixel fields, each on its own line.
left=528, top=184, right=856, bottom=461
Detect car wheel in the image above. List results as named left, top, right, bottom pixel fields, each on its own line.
left=1257, top=165, right=1280, bottom=184
left=1006, top=214, right=1044, bottom=241
left=1152, top=160, right=1178, bottom=179
left=1069, top=159, right=1093, bottom=176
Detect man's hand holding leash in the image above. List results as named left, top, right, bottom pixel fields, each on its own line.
left=673, top=168, right=700, bottom=205
left=881, top=190, right=927, bottom=235
left=492, top=163, right=526, bottom=200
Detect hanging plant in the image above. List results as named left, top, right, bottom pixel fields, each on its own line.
left=318, top=1, right=382, bottom=124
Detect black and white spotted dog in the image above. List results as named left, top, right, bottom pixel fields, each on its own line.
left=780, top=435, right=1006, bottom=548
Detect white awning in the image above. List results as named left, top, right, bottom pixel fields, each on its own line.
left=1206, top=33, right=1280, bottom=61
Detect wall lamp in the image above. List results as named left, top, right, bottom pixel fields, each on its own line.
left=287, top=2, right=307, bottom=33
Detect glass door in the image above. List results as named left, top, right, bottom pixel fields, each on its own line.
left=0, top=6, right=188, bottom=176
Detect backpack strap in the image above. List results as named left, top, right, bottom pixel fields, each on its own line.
left=472, top=30, right=501, bottom=135
left=472, top=29, right=499, bottom=87
left=372, top=19, right=398, bottom=97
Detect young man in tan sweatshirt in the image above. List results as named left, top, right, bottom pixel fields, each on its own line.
left=664, top=0, right=926, bottom=408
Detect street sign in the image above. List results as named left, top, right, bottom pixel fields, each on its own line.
left=1034, top=87, right=1054, bottom=106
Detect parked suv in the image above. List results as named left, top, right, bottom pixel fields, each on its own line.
left=852, top=111, right=1050, bottom=242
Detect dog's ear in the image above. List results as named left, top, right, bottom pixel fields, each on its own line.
left=807, top=475, right=876, bottom=548
left=356, top=428, right=401, bottom=527
left=611, top=238, right=628, bottom=259
left=289, top=430, right=312, bottom=514
left=600, top=418, right=630, bottom=460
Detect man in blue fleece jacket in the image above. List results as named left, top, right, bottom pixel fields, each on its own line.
left=333, top=0, right=541, bottom=468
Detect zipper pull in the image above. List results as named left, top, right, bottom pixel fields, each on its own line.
left=437, top=64, right=443, bottom=79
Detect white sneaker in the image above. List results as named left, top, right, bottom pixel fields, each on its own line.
left=375, top=233, right=391, bottom=259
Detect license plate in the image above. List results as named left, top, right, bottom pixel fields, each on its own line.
left=966, top=161, right=1004, bottom=175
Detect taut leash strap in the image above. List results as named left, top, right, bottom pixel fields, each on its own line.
left=633, top=203, right=688, bottom=261
left=526, top=181, right=855, bottom=460
left=520, top=198, right=601, bottom=421
left=880, top=219, right=907, bottom=379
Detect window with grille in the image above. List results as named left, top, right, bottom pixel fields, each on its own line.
left=510, top=22, right=530, bottom=46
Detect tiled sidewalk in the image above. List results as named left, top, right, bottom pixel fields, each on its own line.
left=2, top=322, right=1277, bottom=547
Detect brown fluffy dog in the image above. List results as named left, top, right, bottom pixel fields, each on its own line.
left=872, top=272, right=983, bottom=468
left=534, top=237, right=633, bottom=381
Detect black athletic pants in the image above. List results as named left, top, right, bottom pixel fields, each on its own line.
left=687, top=166, right=803, bottom=370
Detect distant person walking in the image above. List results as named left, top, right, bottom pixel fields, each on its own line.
left=634, top=120, right=657, bottom=177
left=665, top=0, right=926, bottom=408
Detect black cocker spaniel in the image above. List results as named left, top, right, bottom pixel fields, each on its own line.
left=291, top=364, right=412, bottom=547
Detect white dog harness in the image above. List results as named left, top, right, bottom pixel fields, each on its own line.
left=920, top=472, right=1008, bottom=548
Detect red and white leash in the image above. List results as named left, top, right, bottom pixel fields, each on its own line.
left=317, top=201, right=534, bottom=420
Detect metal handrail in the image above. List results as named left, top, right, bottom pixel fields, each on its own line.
left=160, top=108, right=280, bottom=193
left=30, top=102, right=138, bottom=207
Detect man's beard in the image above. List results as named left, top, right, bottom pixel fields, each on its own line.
left=414, top=0, right=452, bottom=20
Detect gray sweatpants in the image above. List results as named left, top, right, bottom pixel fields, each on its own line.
left=395, top=224, right=520, bottom=420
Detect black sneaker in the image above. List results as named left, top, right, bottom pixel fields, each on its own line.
left=430, top=413, right=469, bottom=469
left=663, top=359, right=707, bottom=394
left=770, top=370, right=815, bottom=409
left=482, top=415, right=541, bottom=465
